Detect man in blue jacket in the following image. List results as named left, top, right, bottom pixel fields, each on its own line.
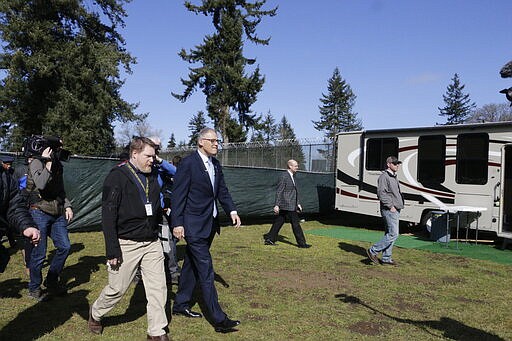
left=171, top=127, right=241, bottom=333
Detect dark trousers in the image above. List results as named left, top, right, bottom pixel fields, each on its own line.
left=172, top=228, right=226, bottom=324
left=265, top=210, right=307, bottom=246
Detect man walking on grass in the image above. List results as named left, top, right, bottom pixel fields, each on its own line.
left=366, top=156, right=404, bottom=266
left=88, top=137, right=169, bottom=340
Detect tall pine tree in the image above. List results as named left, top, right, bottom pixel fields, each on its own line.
left=172, top=0, right=277, bottom=143
left=167, top=133, right=177, bottom=149
left=313, top=67, right=362, bottom=140
left=438, top=73, right=476, bottom=125
left=251, top=111, right=277, bottom=142
left=276, top=116, right=305, bottom=168
left=188, top=111, right=208, bottom=146
left=0, top=0, right=139, bottom=155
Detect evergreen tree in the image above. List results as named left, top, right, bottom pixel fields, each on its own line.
left=252, top=111, right=277, bottom=142
left=438, top=73, right=476, bottom=125
left=172, top=0, right=277, bottom=143
left=167, top=133, right=177, bottom=149
left=188, top=111, right=208, bottom=146
left=0, top=0, right=139, bottom=155
left=276, top=115, right=305, bottom=167
left=313, top=67, right=362, bottom=140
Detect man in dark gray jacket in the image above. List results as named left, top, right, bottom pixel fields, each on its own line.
left=367, top=156, right=404, bottom=266
left=0, top=157, right=40, bottom=273
left=263, top=159, right=310, bottom=248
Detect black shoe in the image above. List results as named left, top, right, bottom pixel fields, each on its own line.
left=264, top=239, right=276, bottom=245
left=172, top=308, right=203, bottom=318
left=214, top=317, right=240, bottom=332
left=297, top=244, right=311, bottom=248
left=28, top=288, right=49, bottom=302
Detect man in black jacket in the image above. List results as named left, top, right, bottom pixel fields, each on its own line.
left=89, top=137, right=169, bottom=341
left=0, top=158, right=40, bottom=273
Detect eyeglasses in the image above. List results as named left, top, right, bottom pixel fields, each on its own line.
left=202, top=138, right=222, bottom=144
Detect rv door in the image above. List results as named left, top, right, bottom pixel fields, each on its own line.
left=498, top=144, right=512, bottom=237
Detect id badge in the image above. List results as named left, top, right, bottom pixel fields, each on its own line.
left=145, top=203, right=153, bottom=216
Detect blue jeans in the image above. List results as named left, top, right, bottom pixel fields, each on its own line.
left=370, top=209, right=399, bottom=262
left=29, top=209, right=70, bottom=291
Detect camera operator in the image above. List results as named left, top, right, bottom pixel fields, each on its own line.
left=0, top=158, right=40, bottom=274
left=25, top=141, right=73, bottom=301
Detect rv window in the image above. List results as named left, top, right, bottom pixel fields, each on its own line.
left=366, top=138, right=399, bottom=170
left=418, top=135, right=446, bottom=183
left=456, top=133, right=489, bottom=185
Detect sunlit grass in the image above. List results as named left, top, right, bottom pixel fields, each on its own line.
left=1, top=220, right=511, bottom=340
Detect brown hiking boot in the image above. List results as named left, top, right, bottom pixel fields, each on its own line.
left=88, top=306, right=103, bottom=334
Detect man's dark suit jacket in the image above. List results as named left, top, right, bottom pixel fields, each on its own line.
left=274, top=171, right=299, bottom=211
left=171, top=151, right=236, bottom=239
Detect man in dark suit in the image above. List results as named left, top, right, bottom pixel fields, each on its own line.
left=171, top=127, right=242, bottom=333
left=263, top=159, right=311, bottom=248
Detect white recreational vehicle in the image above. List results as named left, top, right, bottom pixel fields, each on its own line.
left=334, top=122, right=512, bottom=239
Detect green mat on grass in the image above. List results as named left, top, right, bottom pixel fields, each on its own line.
left=307, top=226, right=512, bottom=265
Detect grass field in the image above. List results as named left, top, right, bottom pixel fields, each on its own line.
left=1, top=220, right=511, bottom=340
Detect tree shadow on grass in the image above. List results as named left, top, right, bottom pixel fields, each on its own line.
left=104, top=281, right=147, bottom=327
left=0, top=278, right=26, bottom=298
left=0, top=289, right=90, bottom=341
left=60, top=254, right=104, bottom=290
left=47, top=242, right=85, bottom=261
left=335, top=293, right=505, bottom=340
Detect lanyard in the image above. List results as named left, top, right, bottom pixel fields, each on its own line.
left=127, top=163, right=149, bottom=203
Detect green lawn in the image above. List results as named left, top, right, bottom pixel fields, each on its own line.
left=1, top=220, right=511, bottom=340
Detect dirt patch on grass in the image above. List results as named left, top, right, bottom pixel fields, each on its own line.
left=441, top=276, right=465, bottom=285
left=347, top=320, right=391, bottom=336
left=393, top=296, right=428, bottom=314
left=249, top=302, right=270, bottom=309
left=263, top=269, right=347, bottom=290
left=456, top=296, right=486, bottom=304
left=362, top=267, right=434, bottom=286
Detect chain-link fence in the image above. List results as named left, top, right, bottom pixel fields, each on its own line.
left=161, top=138, right=336, bottom=173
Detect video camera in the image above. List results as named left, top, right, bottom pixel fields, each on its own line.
left=22, top=135, right=71, bottom=162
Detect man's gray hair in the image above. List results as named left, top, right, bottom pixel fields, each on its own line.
left=198, top=127, right=216, bottom=145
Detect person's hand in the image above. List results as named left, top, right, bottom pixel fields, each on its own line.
left=173, top=226, right=185, bottom=240
left=23, top=227, right=40, bottom=245
left=42, top=147, right=52, bottom=159
left=154, top=155, right=163, bottom=164
left=65, top=207, right=74, bottom=223
left=390, top=206, right=397, bottom=213
left=231, top=213, right=241, bottom=229
left=107, top=257, right=121, bottom=271
left=273, top=205, right=279, bottom=214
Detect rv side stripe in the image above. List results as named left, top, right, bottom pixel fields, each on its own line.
left=337, top=169, right=455, bottom=205
left=337, top=188, right=378, bottom=201
left=399, top=181, right=455, bottom=198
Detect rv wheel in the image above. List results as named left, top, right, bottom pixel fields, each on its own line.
left=420, top=211, right=434, bottom=233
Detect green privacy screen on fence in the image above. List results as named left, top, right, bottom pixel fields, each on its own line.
left=7, top=156, right=335, bottom=230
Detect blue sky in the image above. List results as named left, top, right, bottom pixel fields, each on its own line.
left=118, top=0, right=512, bottom=144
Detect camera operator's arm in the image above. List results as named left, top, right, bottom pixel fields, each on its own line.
left=28, top=152, right=53, bottom=190
left=64, top=198, right=73, bottom=223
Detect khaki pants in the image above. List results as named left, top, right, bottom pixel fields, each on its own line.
left=91, top=239, right=168, bottom=336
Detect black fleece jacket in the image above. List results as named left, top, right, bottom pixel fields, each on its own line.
left=101, top=162, right=162, bottom=259
left=1, top=168, right=35, bottom=238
